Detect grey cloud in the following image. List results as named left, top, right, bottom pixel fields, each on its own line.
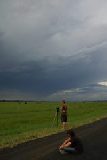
left=1, top=50, right=107, bottom=97
left=1, top=0, right=107, bottom=100
left=1, top=0, right=107, bottom=60
left=47, top=83, right=107, bottom=101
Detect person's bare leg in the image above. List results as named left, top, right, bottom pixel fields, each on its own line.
left=63, top=122, right=66, bottom=130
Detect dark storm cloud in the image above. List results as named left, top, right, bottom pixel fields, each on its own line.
left=0, top=0, right=107, bottom=100
left=0, top=61, right=46, bottom=94
left=0, top=50, right=107, bottom=98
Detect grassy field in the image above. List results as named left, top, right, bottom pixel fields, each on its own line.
left=0, top=101, right=107, bottom=148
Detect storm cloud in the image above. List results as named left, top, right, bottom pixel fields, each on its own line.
left=0, top=0, right=107, bottom=101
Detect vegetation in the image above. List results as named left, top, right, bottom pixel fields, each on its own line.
left=0, top=101, right=107, bottom=148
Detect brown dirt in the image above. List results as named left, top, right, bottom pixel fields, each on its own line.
left=0, top=117, right=107, bottom=160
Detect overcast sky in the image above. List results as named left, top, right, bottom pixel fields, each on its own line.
left=0, top=0, right=107, bottom=101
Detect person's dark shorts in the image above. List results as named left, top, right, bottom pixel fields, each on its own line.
left=61, top=114, right=67, bottom=122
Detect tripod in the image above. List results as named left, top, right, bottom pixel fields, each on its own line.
left=52, top=107, right=60, bottom=127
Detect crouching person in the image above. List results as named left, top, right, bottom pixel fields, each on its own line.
left=59, top=129, right=83, bottom=155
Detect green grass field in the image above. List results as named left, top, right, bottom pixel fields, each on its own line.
left=0, top=101, right=107, bottom=148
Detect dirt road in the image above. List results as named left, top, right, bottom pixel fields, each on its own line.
left=0, top=118, right=107, bottom=160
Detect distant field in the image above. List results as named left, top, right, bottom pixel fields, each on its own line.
left=0, top=101, right=107, bottom=148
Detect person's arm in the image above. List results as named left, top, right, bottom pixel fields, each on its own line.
left=59, top=138, right=71, bottom=149
left=59, top=141, right=71, bottom=149
left=63, top=141, right=71, bottom=148
left=63, top=138, right=70, bottom=144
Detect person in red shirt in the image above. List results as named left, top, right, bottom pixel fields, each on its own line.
left=60, top=100, right=68, bottom=129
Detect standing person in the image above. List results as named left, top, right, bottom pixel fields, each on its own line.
left=60, top=100, right=68, bottom=130
left=59, top=129, right=83, bottom=155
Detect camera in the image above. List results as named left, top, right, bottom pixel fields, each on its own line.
left=56, top=107, right=59, bottom=112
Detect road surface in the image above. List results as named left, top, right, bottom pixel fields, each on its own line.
left=0, top=118, right=107, bottom=160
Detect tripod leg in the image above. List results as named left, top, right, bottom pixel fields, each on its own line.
left=57, top=112, right=59, bottom=127
left=51, top=112, right=57, bottom=127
